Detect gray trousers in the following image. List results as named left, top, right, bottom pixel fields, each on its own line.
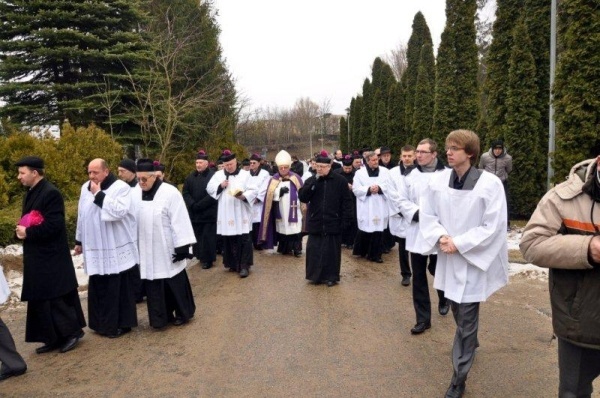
left=0, top=316, right=27, bottom=374
left=558, top=338, right=600, bottom=398
left=450, top=301, right=480, bottom=386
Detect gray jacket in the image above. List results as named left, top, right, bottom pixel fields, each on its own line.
left=478, top=148, right=512, bottom=182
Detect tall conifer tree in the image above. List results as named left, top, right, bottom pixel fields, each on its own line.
left=411, top=43, right=435, bottom=143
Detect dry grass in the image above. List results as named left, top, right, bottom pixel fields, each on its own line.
left=509, top=249, right=527, bottom=264
left=0, top=254, right=23, bottom=273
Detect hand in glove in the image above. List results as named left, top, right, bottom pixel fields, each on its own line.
left=279, top=186, right=290, bottom=198
left=172, top=245, right=194, bottom=263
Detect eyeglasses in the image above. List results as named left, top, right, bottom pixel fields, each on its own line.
left=415, top=150, right=432, bottom=155
left=445, top=146, right=464, bottom=152
left=138, top=175, right=156, bottom=183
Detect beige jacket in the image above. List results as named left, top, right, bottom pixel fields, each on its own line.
left=520, top=159, right=600, bottom=348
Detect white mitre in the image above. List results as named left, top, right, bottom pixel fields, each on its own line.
left=275, top=150, right=292, bottom=166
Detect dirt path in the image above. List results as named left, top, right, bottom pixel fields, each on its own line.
left=1, top=247, right=594, bottom=397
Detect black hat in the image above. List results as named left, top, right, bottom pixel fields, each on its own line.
left=491, top=139, right=504, bottom=149
left=118, top=159, right=136, bottom=173
left=352, top=150, right=362, bottom=160
left=196, top=150, right=208, bottom=160
left=250, top=153, right=262, bottom=161
left=342, top=154, right=353, bottom=166
left=136, top=158, right=155, bottom=172
left=315, top=150, right=331, bottom=164
left=219, top=149, right=236, bottom=162
left=154, top=161, right=165, bottom=172
left=242, top=158, right=250, bottom=166
left=15, top=156, right=44, bottom=169
left=379, top=146, right=392, bottom=155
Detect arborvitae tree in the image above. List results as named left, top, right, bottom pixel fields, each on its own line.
left=483, top=0, right=523, bottom=141
left=552, top=0, right=600, bottom=181
left=411, top=42, right=435, bottom=143
left=0, top=0, right=147, bottom=135
left=352, top=96, right=365, bottom=150
left=339, top=116, right=349, bottom=153
left=504, top=18, right=542, bottom=217
left=387, top=82, right=406, bottom=152
left=349, top=97, right=359, bottom=150
left=401, top=12, right=433, bottom=136
left=432, top=0, right=479, bottom=150
left=359, top=79, right=372, bottom=148
left=372, top=99, right=387, bottom=148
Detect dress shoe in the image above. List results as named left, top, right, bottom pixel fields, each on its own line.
left=401, top=276, right=411, bottom=286
left=371, top=257, right=384, bottom=264
left=239, top=268, right=249, bottom=278
left=445, top=382, right=466, bottom=398
left=439, top=302, right=450, bottom=316
left=172, top=317, right=188, bottom=326
left=0, top=367, right=27, bottom=382
left=410, top=322, right=431, bottom=335
left=201, top=262, right=212, bottom=269
left=293, top=250, right=302, bottom=257
left=326, top=280, right=337, bottom=287
left=36, top=342, right=60, bottom=354
left=107, top=327, right=130, bottom=339
left=60, top=330, right=85, bottom=353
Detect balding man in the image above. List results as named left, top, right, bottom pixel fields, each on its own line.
left=74, top=159, right=139, bottom=338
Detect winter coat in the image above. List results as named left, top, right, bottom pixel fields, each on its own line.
left=520, top=159, right=600, bottom=349
left=479, top=148, right=513, bottom=182
left=299, top=169, right=353, bottom=235
left=182, top=168, right=218, bottom=224
left=21, top=179, right=78, bottom=301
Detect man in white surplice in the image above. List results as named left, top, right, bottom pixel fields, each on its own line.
left=352, top=151, right=391, bottom=263
left=74, top=158, right=138, bottom=338
left=258, top=150, right=304, bottom=256
left=248, top=153, right=270, bottom=250
left=419, top=130, right=508, bottom=398
left=207, top=150, right=259, bottom=278
left=134, top=159, right=197, bottom=329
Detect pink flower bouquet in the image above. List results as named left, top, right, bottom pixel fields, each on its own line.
left=18, top=210, right=44, bottom=227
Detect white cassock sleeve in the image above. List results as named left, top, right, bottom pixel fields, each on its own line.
left=352, top=169, right=371, bottom=200
left=168, top=188, right=196, bottom=248
left=101, top=181, right=132, bottom=222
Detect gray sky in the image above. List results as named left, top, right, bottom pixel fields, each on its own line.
left=213, top=0, right=450, bottom=115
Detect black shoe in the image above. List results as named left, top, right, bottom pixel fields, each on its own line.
left=201, top=262, right=212, bottom=269
left=107, top=328, right=131, bottom=339
left=239, top=268, right=249, bottom=278
left=371, top=258, right=384, bottom=263
left=293, top=251, right=302, bottom=257
left=445, top=382, right=466, bottom=398
left=172, top=317, right=188, bottom=326
left=0, top=367, right=27, bottom=382
left=410, top=322, right=431, bottom=335
left=326, top=280, right=337, bottom=287
left=401, top=276, right=411, bottom=286
left=36, top=342, right=60, bottom=354
left=60, top=330, right=84, bottom=353
left=439, top=302, right=450, bottom=316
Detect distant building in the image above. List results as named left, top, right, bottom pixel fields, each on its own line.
left=26, top=125, right=60, bottom=139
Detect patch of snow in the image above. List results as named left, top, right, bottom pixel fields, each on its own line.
left=0, top=245, right=23, bottom=256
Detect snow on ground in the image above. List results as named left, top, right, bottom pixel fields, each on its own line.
left=1, top=229, right=546, bottom=308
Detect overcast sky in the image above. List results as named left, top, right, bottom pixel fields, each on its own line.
left=213, top=0, right=452, bottom=116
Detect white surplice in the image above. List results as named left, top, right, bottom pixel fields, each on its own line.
left=206, top=169, right=259, bottom=235
left=386, top=166, right=409, bottom=238
left=397, top=167, right=445, bottom=254
left=352, top=166, right=391, bottom=232
left=134, top=184, right=196, bottom=280
left=250, top=169, right=271, bottom=223
left=76, top=179, right=138, bottom=276
left=419, top=169, right=508, bottom=304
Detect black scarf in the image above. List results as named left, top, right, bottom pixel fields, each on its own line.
left=582, top=166, right=600, bottom=203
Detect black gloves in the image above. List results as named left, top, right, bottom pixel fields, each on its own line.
left=279, top=186, right=290, bottom=198
left=172, top=245, right=194, bottom=263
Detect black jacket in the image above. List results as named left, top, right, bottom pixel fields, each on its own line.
left=299, top=170, right=353, bottom=235
left=182, top=168, right=218, bottom=223
left=21, top=179, right=78, bottom=301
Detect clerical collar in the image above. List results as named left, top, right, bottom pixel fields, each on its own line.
left=367, top=167, right=379, bottom=177
left=225, top=168, right=240, bottom=178
left=127, top=177, right=138, bottom=188
left=195, top=168, right=210, bottom=177
left=89, top=172, right=117, bottom=192
left=142, top=178, right=163, bottom=201
left=250, top=169, right=260, bottom=176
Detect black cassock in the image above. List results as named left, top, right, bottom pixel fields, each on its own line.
left=299, top=170, right=353, bottom=283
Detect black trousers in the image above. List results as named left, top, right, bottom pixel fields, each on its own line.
left=223, top=234, right=253, bottom=272
left=396, top=237, right=411, bottom=278
left=558, top=338, right=600, bottom=398
left=192, top=222, right=217, bottom=263
left=0, top=317, right=26, bottom=374
left=352, top=230, right=383, bottom=261
left=410, top=252, right=446, bottom=324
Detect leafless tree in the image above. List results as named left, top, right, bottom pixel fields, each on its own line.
left=385, top=42, right=408, bottom=81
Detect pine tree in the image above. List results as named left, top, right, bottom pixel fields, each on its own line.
left=401, top=12, right=433, bottom=136
left=432, top=29, right=458, bottom=147
left=0, top=0, right=147, bottom=135
left=504, top=18, right=542, bottom=217
left=553, top=0, right=600, bottom=180
left=411, top=42, right=435, bottom=144
left=387, top=82, right=406, bottom=152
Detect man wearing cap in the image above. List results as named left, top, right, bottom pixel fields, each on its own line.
left=352, top=151, right=392, bottom=263
left=258, top=150, right=304, bottom=257
left=182, top=150, right=218, bottom=269
left=335, top=155, right=358, bottom=249
left=74, top=158, right=139, bottom=338
left=15, top=156, right=86, bottom=354
left=248, top=153, right=271, bottom=250
left=479, top=139, right=512, bottom=229
left=135, top=159, right=197, bottom=328
left=207, top=150, right=259, bottom=278
left=117, top=159, right=138, bottom=187
left=352, top=151, right=363, bottom=170
left=299, top=150, right=353, bottom=286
